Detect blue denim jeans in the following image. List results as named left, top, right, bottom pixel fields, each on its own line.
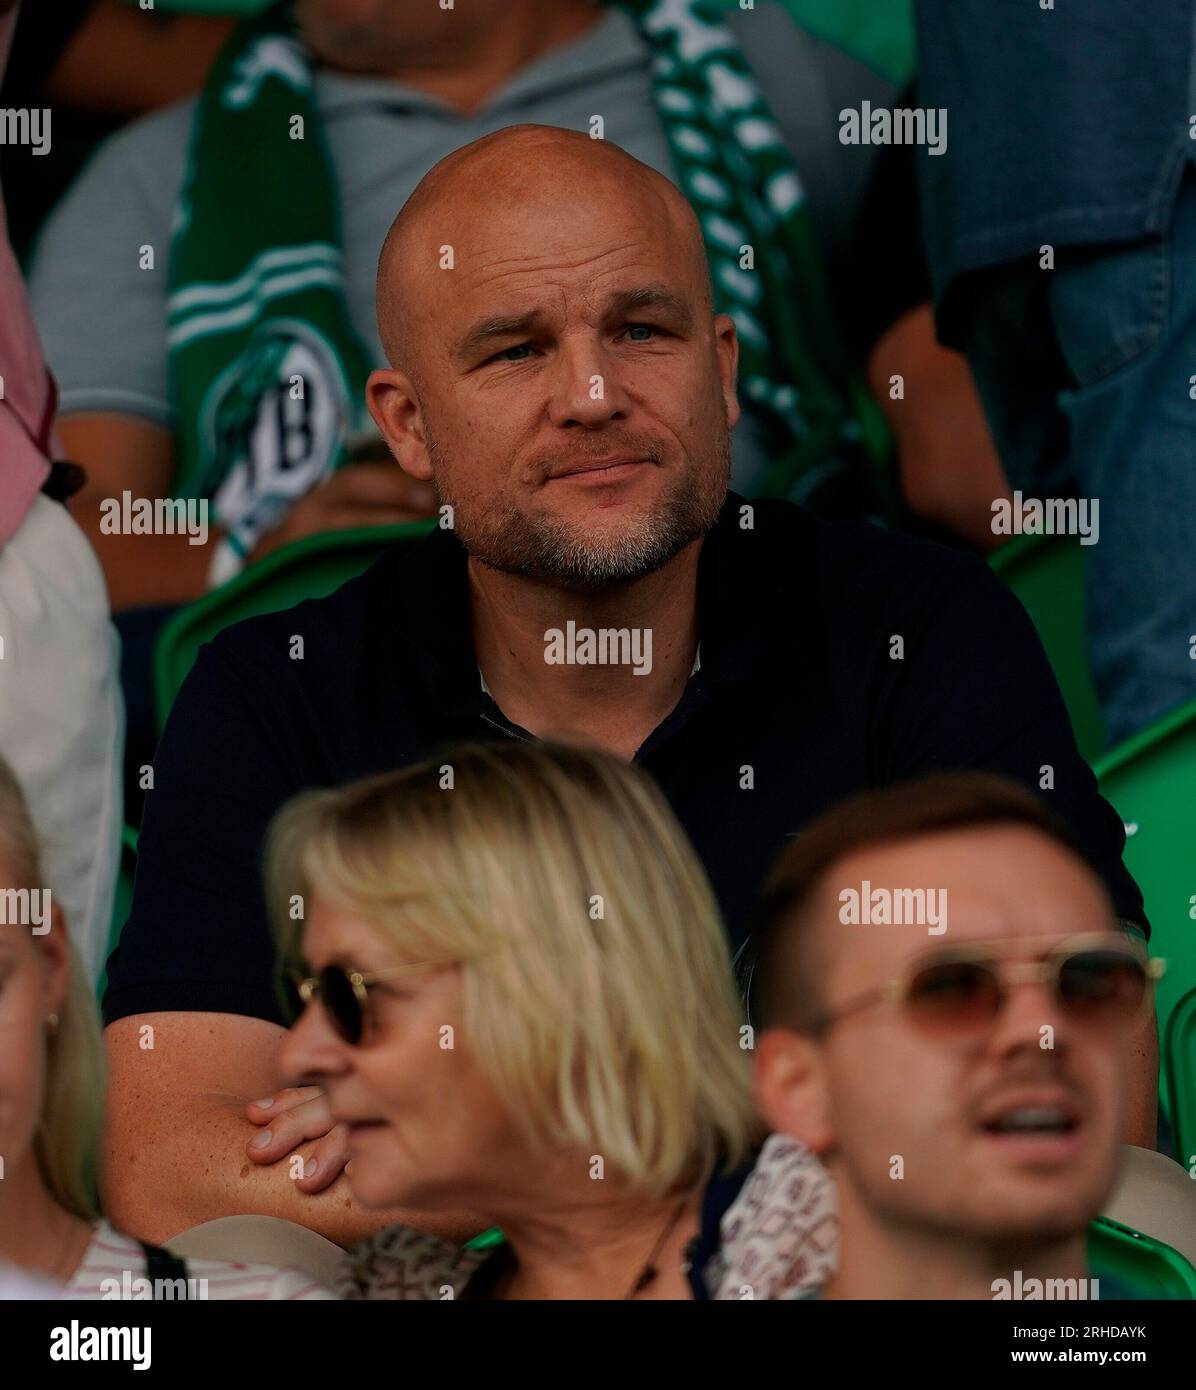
left=958, top=168, right=1196, bottom=748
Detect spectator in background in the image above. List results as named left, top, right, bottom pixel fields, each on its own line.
left=99, top=128, right=1154, bottom=1250
left=848, top=120, right=1013, bottom=555
left=754, top=775, right=1161, bottom=1299
left=0, top=755, right=332, bottom=1299
left=913, top=0, right=1196, bottom=746
left=0, top=0, right=122, bottom=984
left=0, top=0, right=238, bottom=260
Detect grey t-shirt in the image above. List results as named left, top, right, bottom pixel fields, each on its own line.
left=30, top=3, right=892, bottom=495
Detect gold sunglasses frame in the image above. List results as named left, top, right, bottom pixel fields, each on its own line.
left=812, top=933, right=1166, bottom=1036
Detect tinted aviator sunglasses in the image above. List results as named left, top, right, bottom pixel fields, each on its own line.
left=812, top=934, right=1165, bottom=1039
left=277, top=959, right=453, bottom=1044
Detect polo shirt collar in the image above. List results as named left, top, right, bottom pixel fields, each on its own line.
left=402, top=491, right=766, bottom=725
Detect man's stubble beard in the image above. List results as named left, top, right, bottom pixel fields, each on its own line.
left=429, top=427, right=732, bottom=593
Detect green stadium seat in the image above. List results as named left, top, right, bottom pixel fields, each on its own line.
left=153, top=521, right=436, bottom=730
left=737, top=0, right=915, bottom=84
left=1088, top=1215, right=1196, bottom=1299
left=1093, top=695, right=1196, bottom=1164
left=988, top=532, right=1105, bottom=764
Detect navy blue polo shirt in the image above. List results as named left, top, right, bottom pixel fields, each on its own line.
left=103, top=494, right=1146, bottom=1026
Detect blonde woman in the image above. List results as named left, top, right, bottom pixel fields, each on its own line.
left=0, top=756, right=331, bottom=1300
left=269, top=741, right=835, bottom=1299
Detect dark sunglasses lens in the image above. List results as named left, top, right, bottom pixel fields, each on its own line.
left=1058, top=950, right=1146, bottom=1018
left=907, top=959, right=1002, bottom=1034
left=321, top=966, right=365, bottom=1044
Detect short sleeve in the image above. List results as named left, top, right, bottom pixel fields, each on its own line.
left=29, top=102, right=193, bottom=428
left=102, top=639, right=298, bottom=1025
left=877, top=555, right=1147, bottom=932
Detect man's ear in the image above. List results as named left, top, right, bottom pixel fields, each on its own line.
left=754, top=1026, right=834, bottom=1156
left=366, top=368, right=434, bottom=482
left=712, top=312, right=740, bottom=430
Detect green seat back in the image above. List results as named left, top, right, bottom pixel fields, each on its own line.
left=1094, top=695, right=1196, bottom=1162
left=722, top=0, right=915, bottom=83
left=154, top=521, right=436, bottom=730
left=988, top=533, right=1105, bottom=764
left=1089, top=1215, right=1196, bottom=1299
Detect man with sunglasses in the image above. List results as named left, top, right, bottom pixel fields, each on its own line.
left=754, top=772, right=1161, bottom=1300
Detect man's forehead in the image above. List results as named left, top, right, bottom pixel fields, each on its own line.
left=814, top=825, right=1113, bottom=969
left=445, top=208, right=689, bottom=285
left=392, top=176, right=699, bottom=295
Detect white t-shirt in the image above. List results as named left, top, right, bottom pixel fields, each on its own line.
left=0, top=1260, right=63, bottom=1300
left=64, top=1222, right=334, bottom=1302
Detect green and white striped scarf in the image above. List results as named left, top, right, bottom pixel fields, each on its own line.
left=167, top=0, right=893, bottom=576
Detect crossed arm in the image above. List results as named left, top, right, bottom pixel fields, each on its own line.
left=101, top=1010, right=482, bottom=1248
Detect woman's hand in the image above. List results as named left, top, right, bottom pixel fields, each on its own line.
left=244, top=1087, right=349, bottom=1194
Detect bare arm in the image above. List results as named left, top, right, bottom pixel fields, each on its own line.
left=60, top=413, right=438, bottom=611
left=60, top=413, right=216, bottom=611
left=100, top=1012, right=478, bottom=1247
left=47, top=2, right=235, bottom=117
left=867, top=304, right=1012, bottom=552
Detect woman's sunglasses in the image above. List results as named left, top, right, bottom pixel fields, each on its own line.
left=276, top=959, right=452, bottom=1044
left=813, top=934, right=1165, bottom=1039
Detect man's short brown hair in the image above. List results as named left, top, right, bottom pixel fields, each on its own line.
left=752, top=773, right=1090, bottom=1031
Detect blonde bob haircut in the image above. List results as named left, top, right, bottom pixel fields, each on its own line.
left=0, top=756, right=102, bottom=1220
left=267, top=741, right=761, bottom=1198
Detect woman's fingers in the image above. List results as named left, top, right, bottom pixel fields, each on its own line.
left=244, top=1090, right=336, bottom=1163
left=245, top=1085, right=323, bottom=1125
left=290, top=1125, right=351, bottom=1194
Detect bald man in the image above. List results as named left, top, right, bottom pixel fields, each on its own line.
left=101, top=128, right=1153, bottom=1250
left=365, top=126, right=733, bottom=759
left=32, top=0, right=899, bottom=613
